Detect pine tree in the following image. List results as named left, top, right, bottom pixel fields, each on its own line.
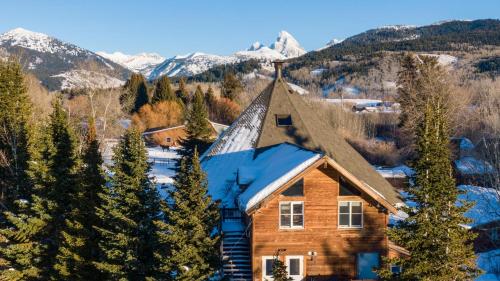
left=176, top=78, right=189, bottom=105
left=0, top=59, right=32, bottom=208
left=159, top=148, right=220, bottom=280
left=180, top=85, right=213, bottom=157
left=380, top=59, right=480, bottom=281
left=205, top=85, right=216, bottom=108
left=152, top=76, right=176, bottom=104
left=54, top=117, right=105, bottom=280
left=121, top=73, right=149, bottom=113
left=0, top=124, right=53, bottom=280
left=0, top=98, right=82, bottom=280
left=221, top=72, right=242, bottom=101
left=94, top=129, right=162, bottom=280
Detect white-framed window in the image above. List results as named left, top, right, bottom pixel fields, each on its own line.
left=262, top=256, right=275, bottom=280
left=285, top=255, right=304, bottom=280
left=338, top=201, right=363, bottom=228
left=279, top=201, right=304, bottom=229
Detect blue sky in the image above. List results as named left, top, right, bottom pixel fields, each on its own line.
left=1, top=0, right=498, bottom=57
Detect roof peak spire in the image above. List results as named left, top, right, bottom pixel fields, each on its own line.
left=273, top=60, right=284, bottom=80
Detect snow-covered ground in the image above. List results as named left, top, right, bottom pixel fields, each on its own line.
left=242, top=71, right=309, bottom=95
left=147, top=146, right=180, bottom=198
left=51, top=69, right=125, bottom=90
left=419, top=53, right=458, bottom=66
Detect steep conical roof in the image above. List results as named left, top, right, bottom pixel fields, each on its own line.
left=203, top=66, right=401, bottom=205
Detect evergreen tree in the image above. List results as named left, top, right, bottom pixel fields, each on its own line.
left=205, top=85, right=216, bottom=108
left=380, top=59, right=480, bottom=281
left=152, top=76, right=176, bottom=104
left=271, top=255, right=292, bottom=281
left=94, top=129, right=162, bottom=280
left=54, top=117, right=105, bottom=279
left=0, top=59, right=32, bottom=208
left=0, top=124, right=53, bottom=280
left=180, top=86, right=213, bottom=157
left=176, top=78, right=189, bottom=105
left=121, top=73, right=149, bottom=113
left=221, top=72, right=242, bottom=101
left=159, top=148, right=220, bottom=281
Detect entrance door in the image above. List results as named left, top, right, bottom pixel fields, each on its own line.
left=286, top=255, right=304, bottom=281
left=357, top=252, right=380, bottom=280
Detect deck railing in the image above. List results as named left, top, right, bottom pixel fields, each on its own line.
left=221, top=208, right=244, bottom=223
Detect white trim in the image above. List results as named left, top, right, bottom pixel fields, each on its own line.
left=262, top=256, right=275, bottom=281
left=285, top=255, right=304, bottom=280
left=338, top=201, right=363, bottom=229
left=279, top=201, right=304, bottom=229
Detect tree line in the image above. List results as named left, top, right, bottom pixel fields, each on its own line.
left=0, top=59, right=220, bottom=280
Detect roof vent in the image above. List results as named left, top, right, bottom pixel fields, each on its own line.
left=273, top=60, right=284, bottom=80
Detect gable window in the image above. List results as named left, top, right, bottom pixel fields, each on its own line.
left=281, top=179, right=304, bottom=197
left=280, top=202, right=304, bottom=229
left=166, top=137, right=172, bottom=142
left=276, top=114, right=292, bottom=126
left=339, top=201, right=363, bottom=228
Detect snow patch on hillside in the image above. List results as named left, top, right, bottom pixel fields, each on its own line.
left=52, top=69, right=124, bottom=89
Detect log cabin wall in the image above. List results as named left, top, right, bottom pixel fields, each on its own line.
left=250, top=165, right=389, bottom=281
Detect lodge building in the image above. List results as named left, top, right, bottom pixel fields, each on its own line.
left=201, top=61, right=404, bottom=281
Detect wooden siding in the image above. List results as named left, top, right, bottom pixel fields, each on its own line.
left=250, top=165, right=389, bottom=281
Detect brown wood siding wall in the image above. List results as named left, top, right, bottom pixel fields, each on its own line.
left=251, top=165, right=389, bottom=281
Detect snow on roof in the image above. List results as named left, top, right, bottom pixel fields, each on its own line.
left=476, top=249, right=500, bottom=281
left=238, top=144, right=322, bottom=212
left=455, top=156, right=495, bottom=175
left=459, top=185, right=500, bottom=227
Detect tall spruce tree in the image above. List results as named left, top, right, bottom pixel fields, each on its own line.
left=152, top=76, right=176, bottom=104
left=159, top=148, right=220, bottom=280
left=180, top=85, right=213, bottom=157
left=94, top=129, right=162, bottom=280
left=54, top=117, right=105, bottom=279
left=0, top=123, right=52, bottom=280
left=0, top=98, right=81, bottom=280
left=121, top=73, right=149, bottom=113
left=381, top=58, right=479, bottom=281
left=0, top=59, right=32, bottom=208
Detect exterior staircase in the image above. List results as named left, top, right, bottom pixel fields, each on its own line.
left=221, top=208, right=252, bottom=281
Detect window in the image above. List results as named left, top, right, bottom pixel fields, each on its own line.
left=166, top=137, right=172, bottom=142
left=339, top=201, right=363, bottom=228
left=339, top=176, right=361, bottom=196
left=281, top=179, right=304, bottom=197
left=276, top=114, right=292, bottom=126
left=391, top=264, right=402, bottom=275
left=286, top=256, right=304, bottom=279
left=262, top=256, right=274, bottom=280
left=280, top=202, right=304, bottom=229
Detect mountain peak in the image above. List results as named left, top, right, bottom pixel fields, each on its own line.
left=270, top=30, right=306, bottom=58
left=248, top=41, right=264, bottom=51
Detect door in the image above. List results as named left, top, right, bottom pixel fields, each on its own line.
left=357, top=252, right=380, bottom=280
left=286, top=255, right=304, bottom=281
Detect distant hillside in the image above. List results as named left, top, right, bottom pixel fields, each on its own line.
left=288, top=19, right=500, bottom=70
left=0, top=28, right=131, bottom=91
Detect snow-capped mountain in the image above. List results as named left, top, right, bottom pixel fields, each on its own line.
left=269, top=30, right=306, bottom=58
left=0, top=27, right=130, bottom=90
left=149, top=30, right=305, bottom=79
left=317, top=38, right=344, bottom=50
left=96, top=51, right=164, bottom=76
left=149, top=52, right=238, bottom=78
